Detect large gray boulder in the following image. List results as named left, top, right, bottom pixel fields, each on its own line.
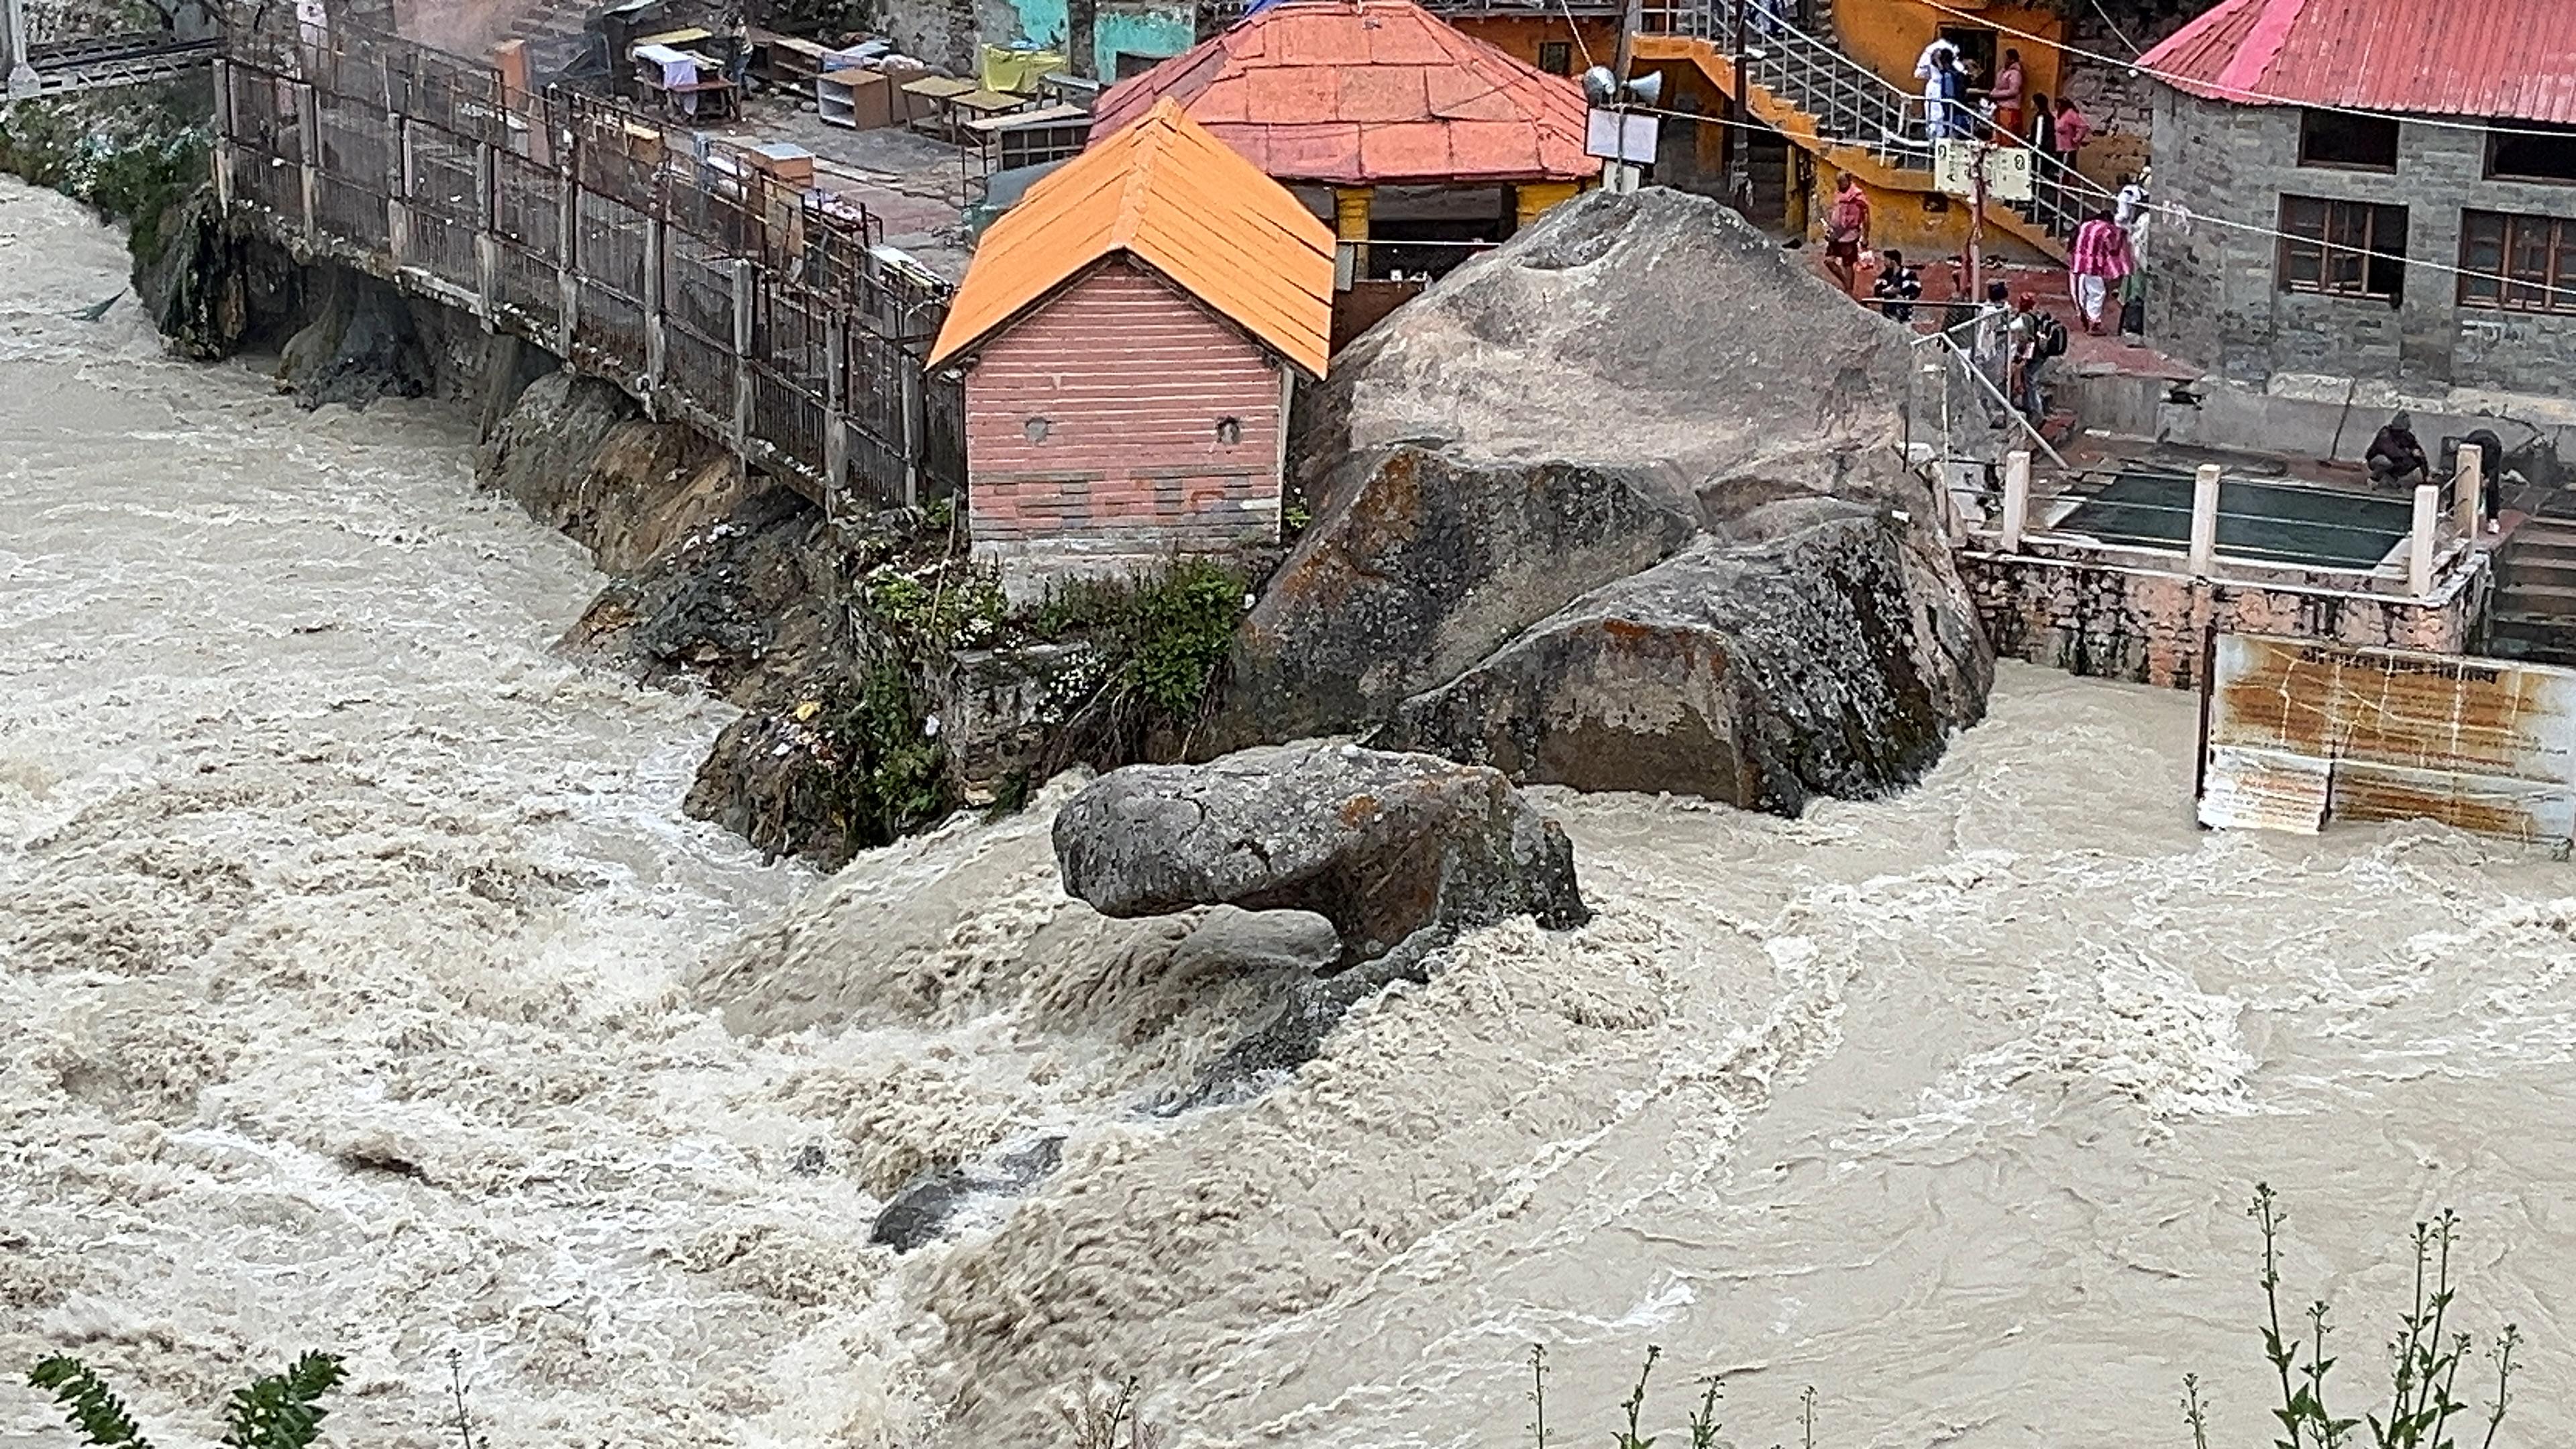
left=1218, top=187, right=1993, bottom=810
left=1395, top=508, right=1986, bottom=812
left=1052, top=742, right=1589, bottom=964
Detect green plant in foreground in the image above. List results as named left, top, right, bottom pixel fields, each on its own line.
left=221, top=1352, right=347, bottom=1449
left=29, top=1351, right=345, bottom=1449
left=27, top=1358, right=150, bottom=1448
left=1525, top=1342, right=1550, bottom=1449
left=1685, top=1373, right=1724, bottom=1449
left=1525, top=1342, right=1813, bottom=1449
left=1615, top=1344, right=1662, bottom=1449
left=2192, top=1185, right=2518, bottom=1449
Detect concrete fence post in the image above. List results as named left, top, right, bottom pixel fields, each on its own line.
left=824, top=315, right=850, bottom=500
left=731, top=258, right=755, bottom=453
left=555, top=131, right=578, bottom=359
left=473, top=141, right=498, bottom=329
left=212, top=59, right=236, bottom=211
left=2000, top=449, right=2031, bottom=553
left=2410, top=482, right=2440, bottom=598
left=2188, top=462, right=2222, bottom=576
left=642, top=211, right=665, bottom=417
left=384, top=113, right=410, bottom=268
left=5, top=0, right=38, bottom=100
left=2455, top=445, right=2484, bottom=540
left=900, top=361, right=923, bottom=509
left=296, top=81, right=319, bottom=245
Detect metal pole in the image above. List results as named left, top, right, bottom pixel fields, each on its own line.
left=1967, top=140, right=1987, bottom=309
left=4, top=0, right=38, bottom=101
left=1727, top=0, right=1748, bottom=203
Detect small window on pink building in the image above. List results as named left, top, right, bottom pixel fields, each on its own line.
left=1024, top=417, right=1051, bottom=443
left=1215, top=417, right=1243, bottom=445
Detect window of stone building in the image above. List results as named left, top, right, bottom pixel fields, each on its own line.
left=2298, top=109, right=2401, bottom=170
left=2487, top=121, right=2576, bottom=184
left=2278, top=195, right=2408, bottom=300
left=2459, top=211, right=2576, bottom=314
left=1538, top=41, right=1573, bottom=76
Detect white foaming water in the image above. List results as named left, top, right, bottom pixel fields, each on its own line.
left=9, top=178, right=2576, bottom=1448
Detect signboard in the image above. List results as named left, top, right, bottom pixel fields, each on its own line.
left=1585, top=107, right=1660, bottom=166
left=1933, top=140, right=2033, bottom=203
left=2196, top=633, right=2576, bottom=844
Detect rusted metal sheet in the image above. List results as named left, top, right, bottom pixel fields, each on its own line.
left=2200, top=747, right=2330, bottom=835
left=2198, top=633, right=2576, bottom=845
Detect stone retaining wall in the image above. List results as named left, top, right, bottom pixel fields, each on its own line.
left=1959, top=548, right=2489, bottom=690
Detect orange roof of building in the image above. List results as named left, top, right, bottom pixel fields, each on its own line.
left=1088, top=0, right=1601, bottom=186
left=929, top=99, right=1337, bottom=378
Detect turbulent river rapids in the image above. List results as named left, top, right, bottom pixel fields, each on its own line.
left=7, top=178, right=2576, bottom=1448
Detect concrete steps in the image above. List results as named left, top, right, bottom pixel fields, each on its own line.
left=2483, top=519, right=2576, bottom=665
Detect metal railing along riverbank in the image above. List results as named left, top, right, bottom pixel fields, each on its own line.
left=211, top=9, right=963, bottom=508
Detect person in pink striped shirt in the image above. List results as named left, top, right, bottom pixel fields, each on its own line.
left=2068, top=209, right=2135, bottom=335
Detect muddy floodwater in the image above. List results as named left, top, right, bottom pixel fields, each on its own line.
left=7, top=177, right=2575, bottom=1448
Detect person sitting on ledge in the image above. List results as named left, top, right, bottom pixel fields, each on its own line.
left=2367, top=411, right=2430, bottom=487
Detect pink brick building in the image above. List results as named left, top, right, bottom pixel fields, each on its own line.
left=928, top=101, right=1336, bottom=578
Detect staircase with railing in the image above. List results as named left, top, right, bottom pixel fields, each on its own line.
left=1631, top=0, right=2098, bottom=256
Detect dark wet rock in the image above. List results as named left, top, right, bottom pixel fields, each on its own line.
left=1218, top=187, right=1994, bottom=812
left=1395, top=510, right=1988, bottom=812
left=479, top=370, right=753, bottom=575
left=275, top=266, right=434, bottom=409
left=1171, top=924, right=1453, bottom=1110
left=870, top=1137, right=1067, bottom=1253
left=870, top=1165, right=972, bottom=1253
left=1053, top=742, right=1588, bottom=964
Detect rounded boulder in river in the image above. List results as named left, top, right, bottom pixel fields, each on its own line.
left=4, top=176, right=2571, bottom=1448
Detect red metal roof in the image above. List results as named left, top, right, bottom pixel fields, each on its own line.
left=1088, top=0, right=1601, bottom=186
left=2139, top=0, right=2576, bottom=125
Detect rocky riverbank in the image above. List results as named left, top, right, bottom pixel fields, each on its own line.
left=40, top=115, right=1994, bottom=868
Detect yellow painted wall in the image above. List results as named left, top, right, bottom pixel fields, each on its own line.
left=1633, top=58, right=1729, bottom=186
left=1446, top=14, right=1622, bottom=77
left=1803, top=166, right=2053, bottom=266
left=1832, top=0, right=2066, bottom=127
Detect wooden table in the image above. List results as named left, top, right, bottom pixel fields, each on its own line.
left=638, top=70, right=739, bottom=123
left=898, top=74, right=977, bottom=138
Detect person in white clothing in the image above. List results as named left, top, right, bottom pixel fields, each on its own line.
left=1915, top=40, right=1960, bottom=142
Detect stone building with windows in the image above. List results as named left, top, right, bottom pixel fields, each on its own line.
left=2141, top=0, right=2576, bottom=401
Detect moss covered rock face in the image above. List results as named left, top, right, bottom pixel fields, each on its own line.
left=0, top=76, right=212, bottom=267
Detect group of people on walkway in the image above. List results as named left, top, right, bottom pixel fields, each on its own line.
left=1913, top=38, right=2091, bottom=164
left=1815, top=164, right=2141, bottom=430
left=1822, top=168, right=2147, bottom=342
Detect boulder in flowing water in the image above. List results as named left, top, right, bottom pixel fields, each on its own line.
left=1051, top=741, right=1589, bottom=964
